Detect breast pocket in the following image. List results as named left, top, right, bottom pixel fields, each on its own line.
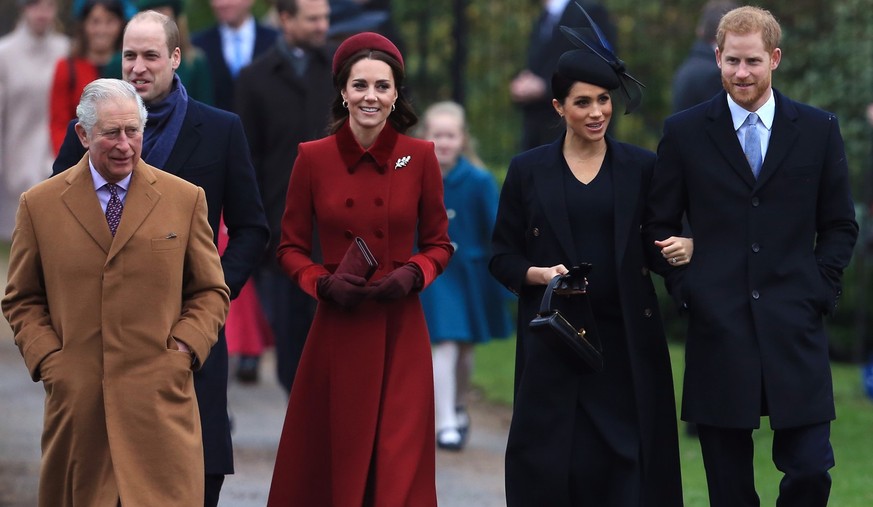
left=151, top=236, right=180, bottom=251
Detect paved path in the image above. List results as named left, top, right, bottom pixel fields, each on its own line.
left=0, top=248, right=510, bottom=506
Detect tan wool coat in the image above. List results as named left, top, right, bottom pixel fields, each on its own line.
left=2, top=156, right=230, bottom=507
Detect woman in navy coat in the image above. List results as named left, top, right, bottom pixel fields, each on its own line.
left=418, top=101, right=512, bottom=451
left=490, top=45, right=691, bottom=506
left=267, top=33, right=452, bottom=507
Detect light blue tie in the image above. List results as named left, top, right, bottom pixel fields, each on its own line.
left=744, top=113, right=762, bottom=178
left=229, top=33, right=244, bottom=77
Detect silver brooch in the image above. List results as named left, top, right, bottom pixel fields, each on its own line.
left=395, top=155, right=411, bottom=170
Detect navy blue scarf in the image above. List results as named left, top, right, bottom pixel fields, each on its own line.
left=142, top=74, right=189, bottom=169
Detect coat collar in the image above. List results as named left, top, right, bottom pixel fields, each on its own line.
left=442, top=156, right=476, bottom=187
left=532, top=136, right=639, bottom=269
left=62, top=156, right=162, bottom=262
left=335, top=119, right=399, bottom=174
left=705, top=88, right=799, bottom=189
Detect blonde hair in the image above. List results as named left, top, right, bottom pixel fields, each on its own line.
left=716, top=6, right=782, bottom=52
left=420, top=101, right=484, bottom=168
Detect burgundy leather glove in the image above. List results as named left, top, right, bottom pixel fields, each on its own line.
left=370, top=263, right=423, bottom=300
left=316, top=273, right=370, bottom=309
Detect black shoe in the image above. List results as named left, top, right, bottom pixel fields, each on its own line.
left=236, top=355, right=260, bottom=383
left=456, top=405, right=470, bottom=441
left=437, top=428, right=464, bottom=451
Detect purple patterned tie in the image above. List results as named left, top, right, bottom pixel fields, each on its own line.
left=105, top=184, right=123, bottom=236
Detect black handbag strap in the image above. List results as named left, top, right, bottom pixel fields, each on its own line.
left=538, top=275, right=603, bottom=352
left=538, top=274, right=565, bottom=315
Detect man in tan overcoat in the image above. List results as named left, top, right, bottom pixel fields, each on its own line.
left=1, top=78, right=230, bottom=507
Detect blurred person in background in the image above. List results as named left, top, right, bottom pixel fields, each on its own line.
left=192, top=0, right=277, bottom=111
left=510, top=0, right=615, bottom=150
left=234, top=0, right=334, bottom=388
left=103, top=0, right=215, bottom=104
left=418, top=100, right=512, bottom=452
left=49, top=0, right=125, bottom=154
left=0, top=0, right=69, bottom=241
left=671, top=0, right=738, bottom=113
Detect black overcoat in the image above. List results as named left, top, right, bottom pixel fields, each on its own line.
left=490, top=137, right=682, bottom=506
left=235, top=43, right=335, bottom=254
left=643, top=89, right=858, bottom=429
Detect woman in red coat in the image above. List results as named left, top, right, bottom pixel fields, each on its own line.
left=267, top=33, right=453, bottom=507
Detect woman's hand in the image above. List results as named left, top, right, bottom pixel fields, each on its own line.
left=316, top=273, right=370, bottom=309
left=654, top=237, right=693, bottom=266
left=525, top=264, right=569, bottom=285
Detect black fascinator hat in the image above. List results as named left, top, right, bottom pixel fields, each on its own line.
left=558, top=1, right=644, bottom=114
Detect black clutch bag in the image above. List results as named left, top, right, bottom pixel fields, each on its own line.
left=529, top=265, right=603, bottom=373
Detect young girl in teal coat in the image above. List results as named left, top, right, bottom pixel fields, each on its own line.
left=419, top=102, right=512, bottom=450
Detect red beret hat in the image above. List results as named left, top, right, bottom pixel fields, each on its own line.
left=332, top=32, right=404, bottom=76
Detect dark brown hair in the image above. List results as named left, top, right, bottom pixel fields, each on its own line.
left=328, top=49, right=417, bottom=134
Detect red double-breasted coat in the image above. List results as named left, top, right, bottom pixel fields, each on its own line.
left=268, top=121, right=452, bottom=506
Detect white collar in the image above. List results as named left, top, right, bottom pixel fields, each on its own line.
left=219, top=16, right=255, bottom=40
left=89, top=160, right=132, bottom=192
left=727, top=91, right=776, bottom=131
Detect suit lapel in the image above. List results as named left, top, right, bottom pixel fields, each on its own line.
left=755, top=90, right=799, bottom=188
left=106, top=162, right=161, bottom=264
left=62, top=158, right=113, bottom=254
left=534, top=139, right=577, bottom=262
left=704, top=93, right=757, bottom=189
left=609, top=139, right=637, bottom=269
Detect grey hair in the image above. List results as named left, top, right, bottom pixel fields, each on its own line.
left=76, top=79, right=148, bottom=136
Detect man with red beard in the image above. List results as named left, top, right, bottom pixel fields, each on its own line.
left=644, top=6, right=857, bottom=507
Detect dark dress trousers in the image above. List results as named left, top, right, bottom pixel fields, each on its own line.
left=644, top=89, right=857, bottom=506
left=192, top=23, right=279, bottom=112
left=53, top=99, right=270, bottom=482
left=490, top=137, right=682, bottom=506
left=235, top=42, right=335, bottom=392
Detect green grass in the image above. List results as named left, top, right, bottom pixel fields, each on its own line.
left=472, top=338, right=873, bottom=505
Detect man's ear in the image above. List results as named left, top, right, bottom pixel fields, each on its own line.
left=74, top=123, right=90, bottom=149
left=171, top=47, right=181, bottom=71
left=770, top=48, right=782, bottom=70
